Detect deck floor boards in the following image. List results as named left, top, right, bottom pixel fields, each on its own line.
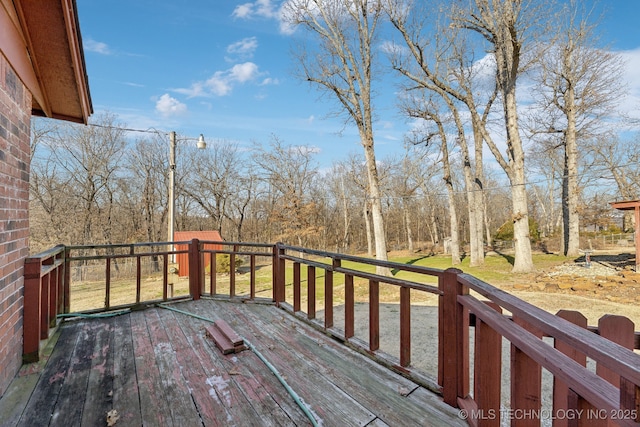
left=2, top=299, right=466, bottom=427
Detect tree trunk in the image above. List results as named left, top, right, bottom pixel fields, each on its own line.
left=564, top=85, right=580, bottom=256
left=404, top=199, right=414, bottom=253
left=363, top=200, right=373, bottom=257
left=362, top=136, right=389, bottom=275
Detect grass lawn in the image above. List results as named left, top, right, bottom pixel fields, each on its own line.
left=67, top=251, right=573, bottom=313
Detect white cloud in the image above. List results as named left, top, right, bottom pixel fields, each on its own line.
left=155, top=94, right=187, bottom=118
left=175, top=62, right=266, bottom=97
left=226, top=37, right=258, bottom=61
left=260, top=77, right=279, bottom=85
left=619, top=47, right=640, bottom=125
left=232, top=0, right=279, bottom=19
left=233, top=0, right=295, bottom=34
left=230, top=62, right=260, bottom=82
left=84, top=38, right=111, bottom=55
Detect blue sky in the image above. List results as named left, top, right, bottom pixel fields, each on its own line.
left=76, top=0, right=640, bottom=168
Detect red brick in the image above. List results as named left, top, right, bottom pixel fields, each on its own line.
left=0, top=53, right=31, bottom=396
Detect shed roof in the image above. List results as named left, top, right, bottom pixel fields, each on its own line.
left=610, top=200, right=640, bottom=211
left=1, top=0, right=92, bottom=123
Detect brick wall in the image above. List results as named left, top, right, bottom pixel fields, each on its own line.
left=0, top=54, right=32, bottom=396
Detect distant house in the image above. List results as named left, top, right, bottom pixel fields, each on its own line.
left=174, top=230, right=224, bottom=277
left=0, top=0, right=92, bottom=395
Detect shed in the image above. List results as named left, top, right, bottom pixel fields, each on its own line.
left=174, top=230, right=224, bottom=277
left=610, top=200, right=639, bottom=271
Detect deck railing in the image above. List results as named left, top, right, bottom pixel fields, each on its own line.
left=23, top=240, right=640, bottom=426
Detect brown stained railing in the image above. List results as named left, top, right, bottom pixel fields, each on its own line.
left=273, top=244, right=640, bottom=427
left=23, top=240, right=640, bottom=426
left=447, top=271, right=640, bottom=427
left=23, top=245, right=66, bottom=363
left=198, top=240, right=275, bottom=301
left=274, top=243, right=442, bottom=377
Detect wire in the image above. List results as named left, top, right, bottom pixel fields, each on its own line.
left=156, top=303, right=321, bottom=427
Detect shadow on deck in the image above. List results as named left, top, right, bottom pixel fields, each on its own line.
left=1, top=298, right=464, bottom=426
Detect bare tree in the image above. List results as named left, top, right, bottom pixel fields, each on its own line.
left=182, top=140, right=243, bottom=236
left=385, top=1, right=496, bottom=266
left=125, top=134, right=168, bottom=243
left=283, top=0, right=390, bottom=273
left=526, top=0, right=625, bottom=256
left=252, top=136, right=322, bottom=247
left=448, top=0, right=550, bottom=271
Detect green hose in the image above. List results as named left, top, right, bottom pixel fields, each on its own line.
left=57, top=309, right=131, bottom=319
left=157, top=303, right=320, bottom=427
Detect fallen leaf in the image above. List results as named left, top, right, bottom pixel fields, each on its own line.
left=106, top=409, right=119, bottom=426
left=398, top=386, right=410, bottom=396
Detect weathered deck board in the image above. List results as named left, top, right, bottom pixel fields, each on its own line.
left=17, top=321, right=81, bottom=427
left=217, top=301, right=462, bottom=426
left=2, top=299, right=465, bottom=427
left=81, top=316, right=115, bottom=426
left=129, top=310, right=174, bottom=426
left=111, top=313, right=142, bottom=426
left=200, top=303, right=381, bottom=426
left=168, top=306, right=307, bottom=426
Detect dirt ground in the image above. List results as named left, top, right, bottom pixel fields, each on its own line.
left=499, top=251, right=640, bottom=327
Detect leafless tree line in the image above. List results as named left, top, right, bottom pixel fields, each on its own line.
left=28, top=0, right=640, bottom=269
left=29, top=112, right=638, bottom=257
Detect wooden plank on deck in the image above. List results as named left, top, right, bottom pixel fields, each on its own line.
left=226, top=301, right=465, bottom=427
left=177, top=301, right=312, bottom=426
left=144, top=308, right=203, bottom=427
left=129, top=310, right=174, bottom=426
left=48, top=320, right=101, bottom=426
left=81, top=317, right=116, bottom=426
left=14, top=323, right=78, bottom=427
left=111, top=313, right=142, bottom=426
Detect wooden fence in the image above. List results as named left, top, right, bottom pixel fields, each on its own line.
left=23, top=240, right=640, bottom=426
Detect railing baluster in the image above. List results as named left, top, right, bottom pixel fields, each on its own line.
left=230, top=245, right=237, bottom=298
left=553, top=310, right=588, bottom=427
left=325, top=266, right=333, bottom=329
left=136, top=255, right=141, bottom=304
left=64, top=247, right=71, bottom=313
left=511, top=315, right=542, bottom=427
left=399, top=286, right=410, bottom=367
left=597, top=314, right=638, bottom=422
left=250, top=254, right=256, bottom=299
left=293, top=262, right=301, bottom=312
left=210, top=252, right=216, bottom=296
left=105, top=258, right=111, bottom=309
left=369, top=279, right=379, bottom=352
left=345, top=274, right=354, bottom=339
left=163, top=253, right=169, bottom=301
left=40, top=273, right=49, bottom=339
left=474, top=302, right=502, bottom=427
left=308, top=265, right=316, bottom=320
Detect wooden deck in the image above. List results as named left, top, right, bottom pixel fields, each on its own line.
left=1, top=299, right=465, bottom=426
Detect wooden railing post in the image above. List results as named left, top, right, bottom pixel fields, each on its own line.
left=597, top=315, right=638, bottom=423
left=553, top=310, right=588, bottom=427
left=474, top=302, right=503, bottom=427
left=230, top=244, right=237, bottom=297
left=23, top=257, right=43, bottom=362
left=188, top=238, right=202, bottom=300
left=439, top=268, right=468, bottom=407
left=63, top=247, right=71, bottom=313
left=273, top=243, right=286, bottom=304
left=511, top=315, right=543, bottom=427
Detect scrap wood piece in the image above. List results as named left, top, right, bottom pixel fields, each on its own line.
left=205, top=320, right=247, bottom=354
